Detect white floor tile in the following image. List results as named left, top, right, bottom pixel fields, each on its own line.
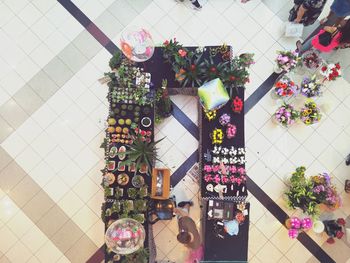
left=1, top=131, right=28, bottom=158
left=159, top=117, right=187, bottom=144
left=15, top=146, right=41, bottom=173
left=58, top=190, right=84, bottom=218
left=72, top=205, right=99, bottom=232
left=0, top=226, right=18, bottom=253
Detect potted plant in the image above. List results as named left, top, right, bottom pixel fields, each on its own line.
left=109, top=50, right=123, bottom=70
left=114, top=187, right=123, bottom=199
left=121, top=248, right=149, bottom=263
left=132, top=175, right=145, bottom=188
left=118, top=134, right=164, bottom=175
left=156, top=79, right=173, bottom=118
left=132, top=213, right=145, bottom=223
left=139, top=186, right=148, bottom=198
left=134, top=199, right=147, bottom=212
left=128, top=188, right=138, bottom=199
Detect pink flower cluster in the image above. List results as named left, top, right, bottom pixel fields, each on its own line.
left=287, top=216, right=313, bottom=239
left=203, top=164, right=246, bottom=185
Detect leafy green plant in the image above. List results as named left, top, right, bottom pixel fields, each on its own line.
left=131, top=213, right=145, bottom=223
left=285, top=166, right=319, bottom=217
left=134, top=199, right=147, bottom=212
left=109, top=50, right=123, bottom=70
left=118, top=135, right=164, bottom=175
left=139, top=186, right=148, bottom=198
left=121, top=248, right=149, bottom=263
left=201, top=57, right=229, bottom=82
left=114, top=187, right=123, bottom=199
left=127, top=188, right=138, bottom=199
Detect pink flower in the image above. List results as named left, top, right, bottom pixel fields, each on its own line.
left=178, top=49, right=187, bottom=57
left=212, top=165, right=220, bottom=173
left=213, top=174, right=221, bottom=184
left=221, top=176, right=229, bottom=184
left=288, top=229, right=299, bottom=239
left=204, top=174, right=212, bottom=182
left=237, top=167, right=246, bottom=175
left=229, top=166, right=237, bottom=173
left=230, top=176, right=236, bottom=183
left=203, top=165, right=212, bottom=173
left=163, top=40, right=169, bottom=46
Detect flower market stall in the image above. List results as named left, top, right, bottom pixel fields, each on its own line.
left=101, top=31, right=254, bottom=262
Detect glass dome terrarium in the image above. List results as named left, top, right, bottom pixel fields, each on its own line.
left=120, top=27, right=155, bottom=62
left=105, top=218, right=146, bottom=255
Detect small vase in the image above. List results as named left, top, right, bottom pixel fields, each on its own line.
left=274, top=64, right=283, bottom=74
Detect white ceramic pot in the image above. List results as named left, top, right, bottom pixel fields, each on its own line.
left=312, top=220, right=325, bottom=234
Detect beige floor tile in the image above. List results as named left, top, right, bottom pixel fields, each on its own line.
left=22, top=190, right=55, bottom=223
left=0, top=147, right=12, bottom=172
left=9, top=175, right=41, bottom=207
left=249, top=225, right=268, bottom=255
left=72, top=205, right=99, bottom=232
left=286, top=241, right=313, bottom=263
left=0, top=99, right=28, bottom=129
left=21, top=225, right=48, bottom=254
left=35, top=241, right=63, bottom=263
left=36, top=205, right=69, bottom=238
left=86, top=220, right=105, bottom=247
left=51, top=221, right=84, bottom=253
left=270, top=226, right=296, bottom=254
left=5, top=241, right=32, bottom=262
left=57, top=190, right=84, bottom=218
left=12, top=85, right=44, bottom=115
left=0, top=117, right=13, bottom=143
left=7, top=210, right=33, bottom=238
left=64, top=235, right=97, bottom=263
left=0, top=195, right=19, bottom=223
left=27, top=256, right=41, bottom=263
left=0, top=226, right=18, bottom=254
left=255, top=210, right=281, bottom=239
left=255, top=241, right=283, bottom=263
left=29, top=70, right=59, bottom=101
left=154, top=225, right=178, bottom=255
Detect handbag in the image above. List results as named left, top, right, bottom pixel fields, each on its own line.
left=285, top=22, right=304, bottom=37
left=318, top=28, right=338, bottom=47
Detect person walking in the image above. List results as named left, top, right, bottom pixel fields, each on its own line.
left=296, top=19, right=350, bottom=54
left=176, top=0, right=202, bottom=10
left=289, top=0, right=328, bottom=26
left=174, top=201, right=201, bottom=250
left=320, top=0, right=350, bottom=26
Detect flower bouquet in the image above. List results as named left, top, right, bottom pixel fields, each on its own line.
left=302, top=50, right=322, bottom=69
left=300, top=101, right=321, bottom=125
left=274, top=102, right=299, bottom=127
left=211, top=128, right=224, bottom=144
left=320, top=63, right=341, bottom=82
left=275, top=50, right=300, bottom=73
left=300, top=76, right=323, bottom=98
left=274, top=76, right=299, bottom=98
left=324, top=218, right=346, bottom=244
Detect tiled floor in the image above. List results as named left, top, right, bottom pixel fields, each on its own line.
left=1, top=0, right=350, bottom=262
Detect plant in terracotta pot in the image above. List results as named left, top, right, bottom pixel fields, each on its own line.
left=118, top=134, right=164, bottom=175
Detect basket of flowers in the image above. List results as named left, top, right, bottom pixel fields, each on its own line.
left=275, top=50, right=300, bottom=73
left=274, top=102, right=299, bottom=128
left=274, top=76, right=299, bottom=98
left=300, top=100, right=322, bottom=125
left=300, top=76, right=323, bottom=98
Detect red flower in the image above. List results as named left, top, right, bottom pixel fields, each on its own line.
left=210, top=67, right=217, bottom=73
left=178, top=49, right=187, bottom=57
left=336, top=231, right=344, bottom=239
left=321, top=66, right=327, bottom=72
left=335, top=63, right=341, bottom=69
left=337, top=218, right=346, bottom=226
left=326, top=237, right=335, bottom=244
left=229, top=75, right=236, bottom=81
left=232, top=96, right=243, bottom=113
left=163, top=40, right=169, bottom=46
left=190, top=64, right=196, bottom=71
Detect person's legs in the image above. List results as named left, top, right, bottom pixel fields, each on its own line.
left=178, top=201, right=193, bottom=207
left=296, top=37, right=313, bottom=54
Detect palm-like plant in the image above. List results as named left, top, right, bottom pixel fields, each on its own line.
left=118, top=135, right=164, bottom=175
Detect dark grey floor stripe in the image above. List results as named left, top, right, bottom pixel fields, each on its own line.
left=171, top=101, right=199, bottom=140
left=58, top=0, right=118, bottom=55
left=58, top=1, right=335, bottom=261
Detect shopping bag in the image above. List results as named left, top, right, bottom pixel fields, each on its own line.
left=285, top=22, right=304, bottom=37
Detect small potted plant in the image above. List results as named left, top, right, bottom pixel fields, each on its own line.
left=141, top=117, right=152, bottom=128
left=132, top=175, right=145, bottom=188
left=114, top=186, right=123, bottom=199
left=324, top=218, right=346, bottom=244
left=127, top=188, right=138, bottom=199
left=117, top=173, right=129, bottom=186
left=156, top=79, right=173, bottom=118
left=139, top=186, right=148, bottom=198
left=134, top=199, right=147, bottom=213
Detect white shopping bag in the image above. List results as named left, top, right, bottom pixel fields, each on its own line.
left=285, top=22, right=304, bottom=37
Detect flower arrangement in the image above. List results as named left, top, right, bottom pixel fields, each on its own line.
left=320, top=63, right=341, bottom=81
left=274, top=102, right=299, bottom=127
left=211, top=128, right=224, bottom=144
left=302, top=50, right=322, bottom=69
left=232, top=96, right=243, bottom=113
left=300, top=76, right=323, bottom=98
left=204, top=109, right=217, bottom=121
left=300, top=101, right=321, bottom=125
left=286, top=216, right=313, bottom=239
left=203, top=164, right=246, bottom=185
left=310, top=173, right=342, bottom=210
left=285, top=167, right=341, bottom=217
left=162, top=40, right=254, bottom=93
left=276, top=50, right=300, bottom=72
left=274, top=76, right=299, bottom=98
left=324, top=218, right=346, bottom=244
left=226, top=123, right=237, bottom=139
left=219, top=113, right=231, bottom=126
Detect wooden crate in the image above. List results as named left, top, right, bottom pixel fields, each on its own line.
left=151, top=168, right=170, bottom=200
